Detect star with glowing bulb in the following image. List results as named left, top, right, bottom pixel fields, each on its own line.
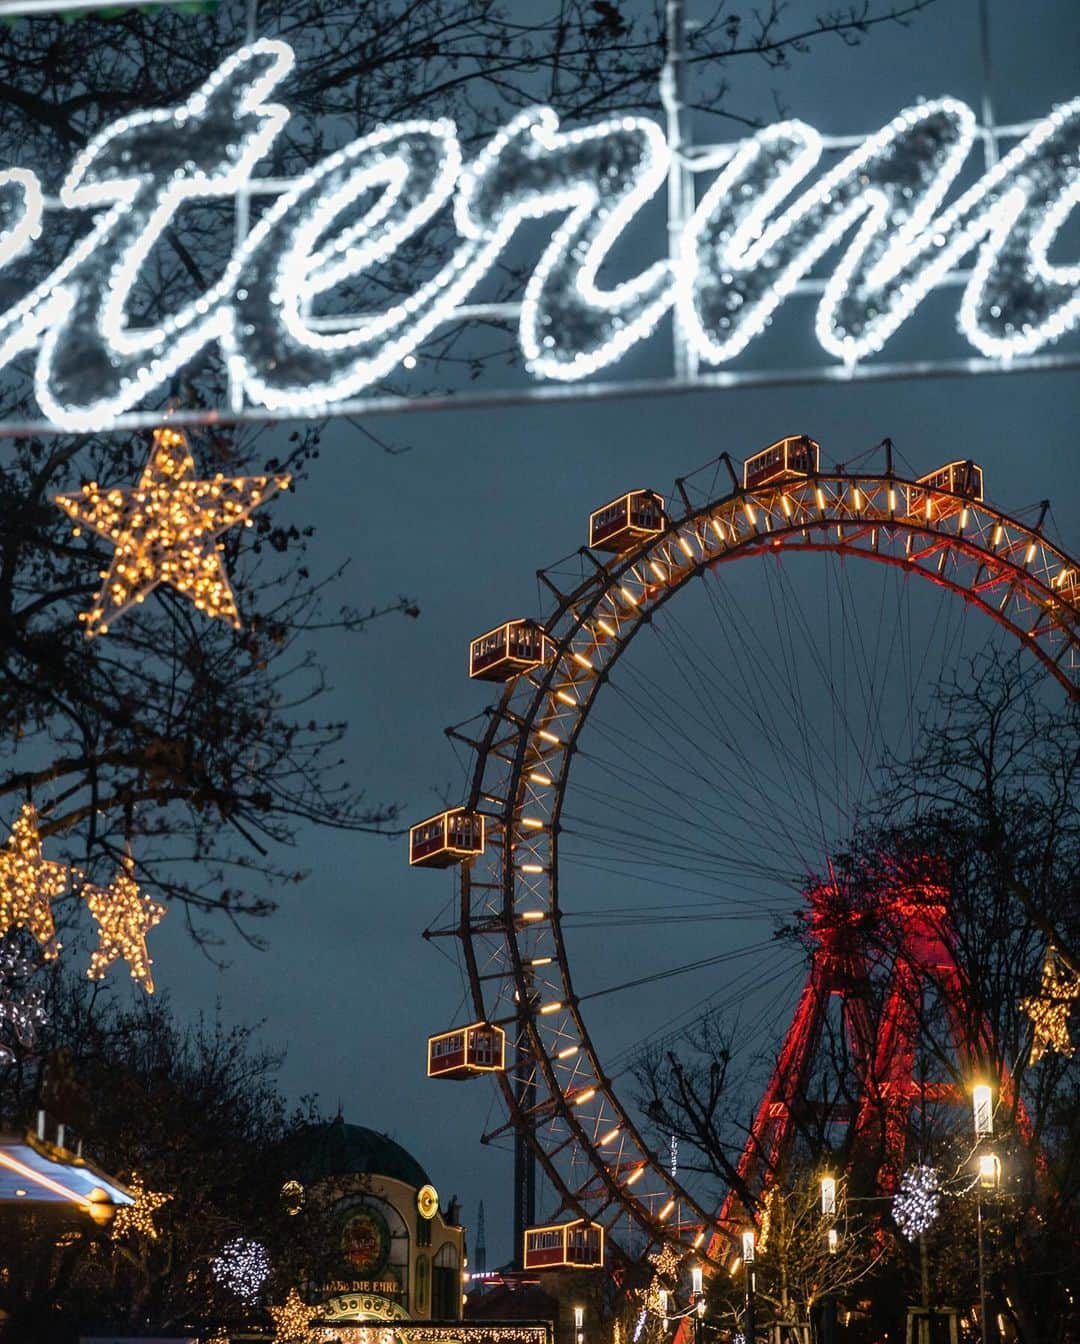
left=269, top=1287, right=315, bottom=1342
left=83, top=854, right=166, bottom=994
left=0, top=804, right=71, bottom=960
left=54, top=425, right=290, bottom=637
left=111, top=1172, right=170, bottom=1241
left=1021, top=946, right=1079, bottom=1064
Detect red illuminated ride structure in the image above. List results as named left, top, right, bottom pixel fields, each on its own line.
left=411, top=435, right=1076, bottom=1283
left=702, top=859, right=1031, bottom=1265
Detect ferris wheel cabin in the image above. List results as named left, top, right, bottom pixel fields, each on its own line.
left=907, top=460, right=984, bottom=520
left=469, top=620, right=554, bottom=681
left=523, top=1219, right=605, bottom=1270
left=742, top=434, right=821, bottom=490
left=427, top=1022, right=506, bottom=1079
left=409, top=808, right=485, bottom=867
left=588, top=490, right=666, bottom=553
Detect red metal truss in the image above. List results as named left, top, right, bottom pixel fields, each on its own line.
left=694, top=859, right=1029, bottom=1283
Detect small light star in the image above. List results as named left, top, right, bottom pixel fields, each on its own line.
left=1021, top=946, right=1079, bottom=1064
left=0, top=804, right=71, bottom=959
left=111, top=1172, right=170, bottom=1241
left=270, top=1287, right=314, bottom=1342
left=54, top=425, right=290, bottom=637
left=83, top=854, right=166, bottom=993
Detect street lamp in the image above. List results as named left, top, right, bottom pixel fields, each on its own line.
left=820, top=1176, right=836, bottom=1217
left=741, top=1229, right=755, bottom=1344
left=972, top=1084, right=998, bottom=1344
left=574, top=1305, right=584, bottom=1344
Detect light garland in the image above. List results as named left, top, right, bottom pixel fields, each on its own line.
left=679, top=97, right=1080, bottom=366
left=891, top=1165, right=941, bottom=1239
left=1021, top=946, right=1079, bottom=1063
left=111, top=1172, right=170, bottom=1241
left=211, top=1236, right=272, bottom=1302
left=0, top=37, right=1072, bottom=430
left=0, top=804, right=70, bottom=960
left=54, top=425, right=289, bottom=636
left=82, top=854, right=166, bottom=994
left=0, top=937, right=47, bottom=1064
left=270, top=1287, right=314, bottom=1343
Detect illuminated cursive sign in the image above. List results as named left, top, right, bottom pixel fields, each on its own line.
left=0, top=38, right=1076, bottom=431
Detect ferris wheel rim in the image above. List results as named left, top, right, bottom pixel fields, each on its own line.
left=453, top=465, right=1080, bottom=1265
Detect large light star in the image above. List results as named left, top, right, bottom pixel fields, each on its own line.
left=0, top=803, right=70, bottom=959
left=269, top=1287, right=314, bottom=1342
left=83, top=854, right=166, bottom=993
left=1021, top=947, right=1079, bottom=1064
left=54, top=425, right=290, bottom=637
left=111, top=1172, right=170, bottom=1241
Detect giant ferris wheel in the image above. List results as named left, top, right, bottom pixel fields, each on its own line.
left=410, top=435, right=1080, bottom=1278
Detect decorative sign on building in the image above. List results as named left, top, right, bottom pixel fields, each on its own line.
left=0, top=37, right=1076, bottom=435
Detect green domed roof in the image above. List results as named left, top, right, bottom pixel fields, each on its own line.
left=289, top=1119, right=431, bottom=1190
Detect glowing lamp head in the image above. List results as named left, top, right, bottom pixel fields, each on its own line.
left=978, top=1152, right=1001, bottom=1190
left=973, top=1083, right=994, bottom=1137
left=574, top=1307, right=584, bottom=1331
left=827, top=1227, right=839, bottom=1254
left=741, top=1229, right=755, bottom=1264
left=820, top=1175, right=836, bottom=1217
left=690, top=1263, right=703, bottom=1298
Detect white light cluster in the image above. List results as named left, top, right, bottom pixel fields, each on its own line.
left=891, top=1165, right=941, bottom=1239
left=0, top=936, right=47, bottom=1065
left=0, top=36, right=1074, bottom=430
left=211, top=1236, right=271, bottom=1301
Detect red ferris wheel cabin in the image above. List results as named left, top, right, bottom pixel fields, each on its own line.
left=523, top=1218, right=605, bottom=1270
left=742, top=434, right=821, bottom=490
left=409, top=808, right=485, bottom=868
left=907, top=460, right=984, bottom=520
left=427, top=1022, right=506, bottom=1079
left=469, top=620, right=554, bottom=682
left=588, top=490, right=666, bottom=553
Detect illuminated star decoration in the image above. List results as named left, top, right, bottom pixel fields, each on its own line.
left=0, top=803, right=71, bottom=960
left=111, top=1172, right=170, bottom=1241
left=0, top=936, right=48, bottom=1064
left=82, top=854, right=166, bottom=994
left=1021, top=946, right=1079, bottom=1064
left=54, top=425, right=290, bottom=638
left=269, top=1287, right=313, bottom=1342
left=891, top=1165, right=941, bottom=1239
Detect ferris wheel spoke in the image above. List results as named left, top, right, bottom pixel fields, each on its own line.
left=558, top=826, right=799, bottom=884
left=630, top=617, right=838, bottom=868
left=579, top=674, right=833, bottom=864
left=558, top=853, right=796, bottom=911
left=643, top=589, right=844, bottom=853
left=563, top=768, right=820, bottom=872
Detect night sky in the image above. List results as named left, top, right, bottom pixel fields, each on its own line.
left=131, top=0, right=1080, bottom=1267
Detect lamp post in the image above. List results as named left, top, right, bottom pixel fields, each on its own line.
left=820, top=1177, right=837, bottom=1344
left=742, top=1229, right=755, bottom=1344
left=690, top=1262, right=704, bottom=1344
left=972, top=1085, right=996, bottom=1344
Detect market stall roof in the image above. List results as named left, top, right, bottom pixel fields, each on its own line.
left=0, top=1132, right=133, bottom=1212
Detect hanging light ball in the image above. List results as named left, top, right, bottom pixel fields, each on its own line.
left=211, top=1236, right=272, bottom=1302
left=892, top=1165, right=941, bottom=1239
